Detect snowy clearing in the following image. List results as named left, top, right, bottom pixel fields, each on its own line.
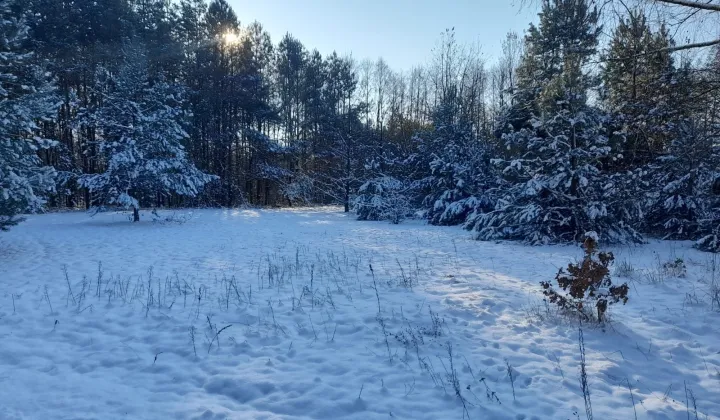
left=1, top=208, right=719, bottom=419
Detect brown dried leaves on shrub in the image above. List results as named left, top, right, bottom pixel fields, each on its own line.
left=540, top=235, right=629, bottom=323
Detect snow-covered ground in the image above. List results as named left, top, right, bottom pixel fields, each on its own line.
left=0, top=208, right=718, bottom=420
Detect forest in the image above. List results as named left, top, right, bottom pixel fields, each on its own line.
left=3, top=1, right=720, bottom=418
left=2, top=0, right=719, bottom=249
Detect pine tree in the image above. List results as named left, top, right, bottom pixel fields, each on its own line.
left=420, top=93, right=495, bottom=226
left=354, top=173, right=412, bottom=224
left=695, top=48, right=720, bottom=252
left=514, top=0, right=601, bottom=118
left=0, top=0, right=57, bottom=230
left=79, top=44, right=216, bottom=222
left=469, top=0, right=642, bottom=244
left=642, top=122, right=714, bottom=239
left=353, top=121, right=414, bottom=223
left=353, top=114, right=420, bottom=224
left=27, top=0, right=135, bottom=209
left=276, top=33, right=306, bottom=150
left=234, top=22, right=277, bottom=205
left=131, top=0, right=182, bottom=79
left=602, top=12, right=677, bottom=167
left=316, top=55, right=365, bottom=212
left=696, top=212, right=720, bottom=253
left=695, top=154, right=720, bottom=252
left=471, top=106, right=641, bottom=244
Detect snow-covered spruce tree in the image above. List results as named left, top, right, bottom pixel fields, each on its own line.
left=696, top=207, right=720, bottom=253
left=0, top=0, right=57, bottom=231
left=642, top=122, right=717, bottom=239
left=353, top=113, right=418, bottom=224
left=281, top=172, right=315, bottom=206
left=695, top=51, right=720, bottom=253
left=696, top=220, right=720, bottom=253
left=465, top=0, right=640, bottom=244
left=79, top=44, right=216, bottom=222
left=354, top=157, right=413, bottom=224
left=466, top=0, right=642, bottom=245
left=693, top=133, right=720, bottom=253
left=470, top=102, right=641, bottom=244
left=424, top=144, right=488, bottom=226
left=419, top=93, right=496, bottom=226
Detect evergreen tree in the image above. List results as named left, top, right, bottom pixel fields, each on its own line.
left=0, top=0, right=57, bottom=230
left=353, top=127, right=414, bottom=223
left=642, top=122, right=716, bottom=239
left=695, top=151, right=720, bottom=253
left=602, top=12, right=677, bottom=167
left=514, top=0, right=601, bottom=118
left=202, top=0, right=242, bottom=206
left=130, top=0, right=182, bottom=79
left=79, top=44, right=216, bottom=221
left=420, top=93, right=495, bottom=226
left=695, top=48, right=720, bottom=252
left=470, top=0, right=641, bottom=244
left=354, top=173, right=412, bottom=224
left=471, top=106, right=641, bottom=244
left=27, top=0, right=134, bottom=208
left=316, top=54, right=365, bottom=212
left=275, top=34, right=306, bottom=148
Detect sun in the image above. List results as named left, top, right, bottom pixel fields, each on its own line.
left=223, top=31, right=240, bottom=45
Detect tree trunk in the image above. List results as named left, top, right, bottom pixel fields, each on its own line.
left=133, top=206, right=140, bottom=222
left=345, top=153, right=351, bottom=213
left=344, top=182, right=350, bottom=213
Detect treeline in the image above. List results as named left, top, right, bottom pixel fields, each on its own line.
left=358, top=0, right=719, bottom=251
left=27, top=0, right=368, bottom=210
left=3, top=0, right=506, bottom=217
left=1, top=0, right=719, bottom=250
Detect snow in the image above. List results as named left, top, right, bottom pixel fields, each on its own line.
left=1, top=208, right=719, bottom=419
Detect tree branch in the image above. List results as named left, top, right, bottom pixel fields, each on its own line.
left=666, top=38, right=720, bottom=51
left=654, top=0, right=720, bottom=12
left=606, top=38, right=720, bottom=61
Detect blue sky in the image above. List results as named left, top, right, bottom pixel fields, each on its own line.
left=227, top=0, right=538, bottom=70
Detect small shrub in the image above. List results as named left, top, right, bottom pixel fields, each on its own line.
left=710, top=282, right=720, bottom=312
left=394, top=326, right=424, bottom=348
left=151, top=210, right=191, bottom=225
left=661, top=257, right=687, bottom=278
left=644, top=270, right=665, bottom=284
left=615, top=259, right=636, bottom=278
left=540, top=233, right=629, bottom=323
left=419, top=309, right=445, bottom=337
left=524, top=298, right=566, bottom=325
